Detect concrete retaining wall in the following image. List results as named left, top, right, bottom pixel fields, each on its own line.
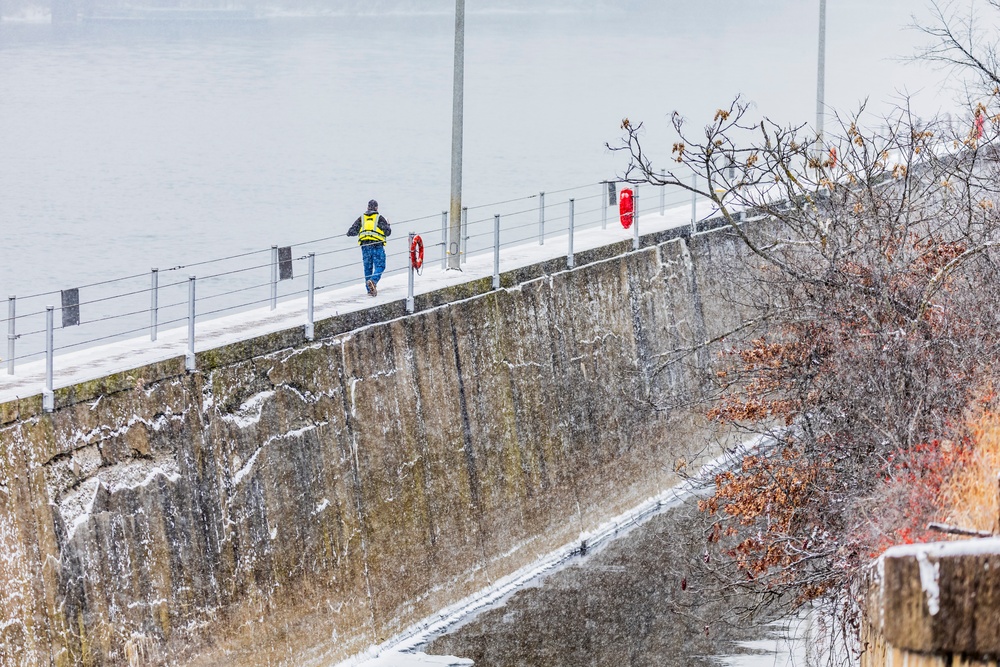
left=0, top=224, right=753, bottom=666
left=862, top=539, right=1000, bottom=667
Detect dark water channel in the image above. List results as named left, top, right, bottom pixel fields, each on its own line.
left=422, top=498, right=810, bottom=667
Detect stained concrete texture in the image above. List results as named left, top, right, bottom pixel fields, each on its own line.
left=869, top=539, right=1000, bottom=660
left=424, top=498, right=803, bottom=667
left=0, top=226, right=763, bottom=666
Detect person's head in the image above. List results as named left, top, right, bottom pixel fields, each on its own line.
left=367, top=199, right=378, bottom=212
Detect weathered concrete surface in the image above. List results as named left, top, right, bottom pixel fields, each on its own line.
left=426, top=493, right=797, bottom=667
left=862, top=539, right=1000, bottom=667
left=0, top=225, right=755, bottom=666
left=860, top=624, right=996, bottom=667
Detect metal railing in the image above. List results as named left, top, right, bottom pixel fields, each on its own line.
left=2, top=177, right=709, bottom=410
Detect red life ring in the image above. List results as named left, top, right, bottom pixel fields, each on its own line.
left=410, top=235, right=424, bottom=271
left=619, top=188, right=634, bottom=229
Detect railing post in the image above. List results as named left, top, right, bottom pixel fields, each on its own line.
left=691, top=172, right=698, bottom=234
left=660, top=169, right=666, bottom=215
left=150, top=268, right=158, bottom=342
left=538, top=191, right=545, bottom=245
left=186, top=276, right=196, bottom=372
left=7, top=295, right=14, bottom=375
left=602, top=182, right=608, bottom=230
left=407, top=233, right=416, bottom=313
left=461, top=206, right=469, bottom=265
left=43, top=306, right=53, bottom=412
left=633, top=186, right=640, bottom=251
left=567, top=198, right=575, bottom=269
left=270, top=245, right=278, bottom=310
left=441, top=210, right=448, bottom=270
left=493, top=214, right=501, bottom=289
left=305, top=253, right=315, bottom=341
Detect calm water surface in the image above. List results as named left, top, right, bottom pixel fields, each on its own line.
left=1, top=2, right=949, bottom=298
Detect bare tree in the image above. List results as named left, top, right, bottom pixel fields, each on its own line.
left=917, top=0, right=1000, bottom=92
left=609, top=16, right=1000, bottom=656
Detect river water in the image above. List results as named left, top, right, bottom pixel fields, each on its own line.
left=0, top=1, right=949, bottom=301
left=0, top=2, right=951, bottom=365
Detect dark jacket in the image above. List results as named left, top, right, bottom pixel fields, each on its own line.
left=347, top=211, right=391, bottom=246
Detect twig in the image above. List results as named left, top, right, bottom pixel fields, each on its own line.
left=926, top=521, right=994, bottom=538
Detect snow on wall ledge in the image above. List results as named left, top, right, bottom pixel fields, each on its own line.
left=0, top=224, right=751, bottom=667
left=861, top=539, right=1000, bottom=665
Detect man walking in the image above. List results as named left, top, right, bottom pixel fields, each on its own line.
left=347, top=199, right=391, bottom=297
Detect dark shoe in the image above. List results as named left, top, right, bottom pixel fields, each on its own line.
left=366, top=279, right=377, bottom=297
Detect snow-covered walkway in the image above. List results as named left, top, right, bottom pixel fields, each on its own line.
left=0, top=203, right=713, bottom=406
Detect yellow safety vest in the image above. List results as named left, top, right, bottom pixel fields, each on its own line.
left=358, top=213, right=386, bottom=245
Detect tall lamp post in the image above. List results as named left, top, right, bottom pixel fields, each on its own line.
left=816, top=0, right=827, bottom=150
left=448, top=0, right=465, bottom=270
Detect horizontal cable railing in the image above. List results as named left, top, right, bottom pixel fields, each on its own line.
left=2, top=177, right=719, bottom=410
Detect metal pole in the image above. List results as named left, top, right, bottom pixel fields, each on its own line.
left=461, top=206, right=469, bottom=265
left=567, top=198, right=575, bottom=269
left=407, top=233, right=415, bottom=313
left=538, top=191, right=545, bottom=245
left=270, top=245, right=278, bottom=310
left=441, top=211, right=448, bottom=270
left=633, top=187, right=640, bottom=251
left=602, top=182, right=608, bottom=230
left=306, top=253, right=315, bottom=341
left=186, top=276, right=196, bottom=372
left=660, top=169, right=666, bottom=215
left=816, top=0, right=827, bottom=150
left=691, top=172, right=698, bottom=234
left=447, top=0, right=466, bottom=270
left=7, top=295, right=14, bottom=375
left=493, top=214, right=501, bottom=290
left=43, top=306, right=53, bottom=412
left=150, top=268, right=158, bottom=342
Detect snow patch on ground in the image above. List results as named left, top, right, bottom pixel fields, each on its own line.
left=358, top=653, right=472, bottom=667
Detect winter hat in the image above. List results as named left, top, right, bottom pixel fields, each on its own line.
left=367, top=199, right=378, bottom=211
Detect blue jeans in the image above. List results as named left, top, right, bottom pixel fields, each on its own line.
left=361, top=243, right=386, bottom=285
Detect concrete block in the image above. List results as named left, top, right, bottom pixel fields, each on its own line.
left=880, top=539, right=1000, bottom=656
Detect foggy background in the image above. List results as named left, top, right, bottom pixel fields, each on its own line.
left=0, top=0, right=956, bottom=307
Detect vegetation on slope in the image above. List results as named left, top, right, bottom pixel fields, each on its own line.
left=615, top=0, right=1000, bottom=655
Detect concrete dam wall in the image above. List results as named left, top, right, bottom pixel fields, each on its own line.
left=0, top=225, right=750, bottom=666
left=862, top=539, right=1000, bottom=667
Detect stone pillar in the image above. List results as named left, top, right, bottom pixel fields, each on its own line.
left=868, top=538, right=1000, bottom=664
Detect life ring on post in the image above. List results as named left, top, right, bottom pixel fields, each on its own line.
left=619, top=188, right=634, bottom=229
left=410, top=235, right=425, bottom=273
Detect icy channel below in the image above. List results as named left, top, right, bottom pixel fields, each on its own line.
left=340, top=441, right=828, bottom=667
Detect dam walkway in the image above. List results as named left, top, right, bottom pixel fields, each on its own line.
left=0, top=194, right=718, bottom=408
